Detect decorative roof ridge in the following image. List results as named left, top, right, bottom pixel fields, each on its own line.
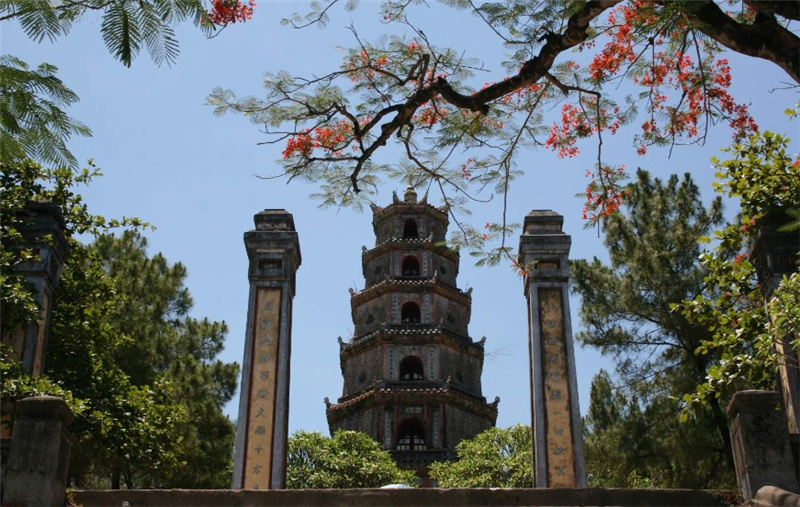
left=352, top=276, right=470, bottom=300
left=370, top=200, right=448, bottom=219
left=361, top=234, right=433, bottom=257
left=326, top=381, right=499, bottom=412
left=340, top=325, right=480, bottom=351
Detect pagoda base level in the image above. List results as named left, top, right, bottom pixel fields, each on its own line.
left=391, top=449, right=455, bottom=470
left=389, top=449, right=455, bottom=488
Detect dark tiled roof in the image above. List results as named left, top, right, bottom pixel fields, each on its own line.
left=372, top=201, right=448, bottom=220
left=352, top=277, right=471, bottom=304
left=327, top=382, right=497, bottom=412
left=343, top=324, right=482, bottom=350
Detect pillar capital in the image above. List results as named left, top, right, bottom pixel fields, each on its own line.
left=519, top=210, right=571, bottom=291
left=244, top=209, right=301, bottom=295
left=14, top=395, right=74, bottom=426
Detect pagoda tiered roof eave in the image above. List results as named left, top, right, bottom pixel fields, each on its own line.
left=371, top=200, right=448, bottom=221
left=352, top=277, right=471, bottom=306
left=362, top=237, right=460, bottom=263
left=326, top=382, right=499, bottom=423
left=340, top=324, right=486, bottom=358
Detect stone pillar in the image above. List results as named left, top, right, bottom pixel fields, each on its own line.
left=728, top=390, right=799, bottom=502
left=1, top=202, right=69, bottom=453
left=1, top=396, right=73, bottom=506
left=1, top=201, right=69, bottom=376
left=748, top=213, right=800, bottom=436
left=518, top=210, right=586, bottom=488
left=232, top=210, right=301, bottom=490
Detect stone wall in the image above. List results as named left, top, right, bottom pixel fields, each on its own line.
left=439, top=346, right=482, bottom=395
left=431, top=293, right=470, bottom=335
left=71, top=487, right=728, bottom=507
left=341, top=345, right=384, bottom=396
left=444, top=405, right=493, bottom=450
left=329, top=406, right=379, bottom=436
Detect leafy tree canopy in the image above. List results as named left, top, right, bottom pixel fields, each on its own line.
left=678, top=127, right=800, bottom=407
left=286, top=430, right=417, bottom=488
left=0, top=160, right=238, bottom=489
left=209, top=0, right=798, bottom=263
left=571, top=169, right=736, bottom=488
left=428, top=425, right=532, bottom=488
left=583, top=369, right=735, bottom=489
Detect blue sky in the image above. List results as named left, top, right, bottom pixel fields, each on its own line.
left=2, top=2, right=798, bottom=436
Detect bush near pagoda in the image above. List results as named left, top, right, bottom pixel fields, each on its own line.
left=286, top=430, right=417, bottom=488
left=428, top=425, right=532, bottom=488
left=0, top=160, right=239, bottom=488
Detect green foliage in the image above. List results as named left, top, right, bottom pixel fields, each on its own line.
left=286, top=430, right=417, bottom=488
left=428, top=425, right=532, bottom=488
left=2, top=0, right=214, bottom=67
left=583, top=370, right=734, bottom=489
left=2, top=0, right=217, bottom=168
left=211, top=0, right=798, bottom=264
left=678, top=129, right=800, bottom=406
left=572, top=169, right=735, bottom=488
left=0, top=344, right=86, bottom=421
left=0, top=55, right=91, bottom=169
left=0, top=159, right=144, bottom=332
left=0, top=161, right=238, bottom=489
left=57, top=230, right=239, bottom=489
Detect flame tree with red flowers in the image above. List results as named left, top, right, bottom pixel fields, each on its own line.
left=209, top=0, right=798, bottom=265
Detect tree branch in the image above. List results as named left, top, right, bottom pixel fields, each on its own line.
left=685, top=0, right=800, bottom=83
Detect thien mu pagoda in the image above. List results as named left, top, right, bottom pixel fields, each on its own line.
left=325, top=187, right=499, bottom=485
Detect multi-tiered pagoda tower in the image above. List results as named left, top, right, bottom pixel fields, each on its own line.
left=326, top=187, right=498, bottom=484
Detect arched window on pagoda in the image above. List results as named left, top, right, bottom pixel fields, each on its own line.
left=401, top=302, right=421, bottom=323
left=399, top=356, right=424, bottom=381
left=395, top=418, right=426, bottom=450
left=401, top=256, right=420, bottom=277
left=403, top=219, right=418, bottom=238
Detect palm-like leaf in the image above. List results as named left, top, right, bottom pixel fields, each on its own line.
left=0, top=55, right=91, bottom=168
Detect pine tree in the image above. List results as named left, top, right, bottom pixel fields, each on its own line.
left=572, top=169, right=735, bottom=488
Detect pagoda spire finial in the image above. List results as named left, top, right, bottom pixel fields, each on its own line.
left=404, top=186, right=418, bottom=203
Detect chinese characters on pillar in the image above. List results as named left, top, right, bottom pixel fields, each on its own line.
left=243, top=288, right=281, bottom=490
left=538, top=288, right=577, bottom=487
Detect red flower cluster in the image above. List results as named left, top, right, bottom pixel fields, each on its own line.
left=282, top=119, right=356, bottom=159
left=547, top=0, right=757, bottom=161
left=582, top=165, right=629, bottom=223
left=208, top=0, right=255, bottom=25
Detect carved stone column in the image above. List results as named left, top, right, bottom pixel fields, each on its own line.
left=748, top=212, right=800, bottom=437
left=728, top=390, right=799, bottom=502
left=1, top=201, right=69, bottom=376
left=518, top=210, right=586, bottom=488
left=1, top=396, right=73, bottom=506
left=232, top=210, right=301, bottom=490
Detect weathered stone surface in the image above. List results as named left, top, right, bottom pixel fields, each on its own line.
left=753, top=486, right=800, bottom=507
left=72, top=487, right=726, bottom=507
left=2, top=396, right=73, bottom=507
left=1, top=201, right=69, bottom=377
left=728, top=390, right=799, bottom=502
left=232, top=210, right=301, bottom=490
left=519, top=210, right=585, bottom=487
